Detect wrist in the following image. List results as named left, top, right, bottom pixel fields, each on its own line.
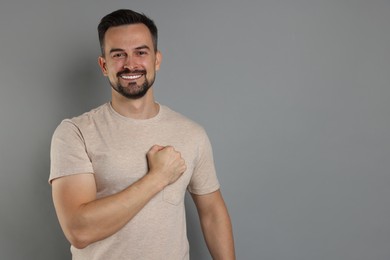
left=146, top=169, right=169, bottom=191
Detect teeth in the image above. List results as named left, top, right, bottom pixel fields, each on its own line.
left=121, top=74, right=142, bottom=80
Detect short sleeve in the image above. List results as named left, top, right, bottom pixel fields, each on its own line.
left=49, top=120, right=94, bottom=184
left=188, top=131, right=220, bottom=195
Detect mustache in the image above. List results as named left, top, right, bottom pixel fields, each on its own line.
left=117, top=69, right=146, bottom=77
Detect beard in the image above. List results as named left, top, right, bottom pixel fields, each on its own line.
left=110, top=69, right=156, bottom=100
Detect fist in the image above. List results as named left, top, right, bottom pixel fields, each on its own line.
left=146, top=145, right=187, bottom=185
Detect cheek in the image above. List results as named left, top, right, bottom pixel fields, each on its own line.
left=106, top=63, right=124, bottom=75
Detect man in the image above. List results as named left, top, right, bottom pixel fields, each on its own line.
left=50, top=9, right=235, bottom=260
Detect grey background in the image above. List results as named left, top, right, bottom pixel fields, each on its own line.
left=0, top=0, right=389, bottom=259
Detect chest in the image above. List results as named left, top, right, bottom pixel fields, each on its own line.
left=83, top=123, right=198, bottom=198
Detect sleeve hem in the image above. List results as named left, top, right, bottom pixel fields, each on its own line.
left=48, top=169, right=94, bottom=184
left=188, top=183, right=220, bottom=196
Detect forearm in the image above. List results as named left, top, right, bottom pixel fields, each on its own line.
left=192, top=191, right=236, bottom=260
left=200, top=206, right=235, bottom=260
left=57, top=173, right=165, bottom=248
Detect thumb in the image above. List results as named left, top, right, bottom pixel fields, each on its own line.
left=148, top=144, right=165, bottom=154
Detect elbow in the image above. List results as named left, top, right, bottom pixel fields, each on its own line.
left=70, top=239, right=90, bottom=250
left=65, top=227, right=93, bottom=249
left=61, top=213, right=97, bottom=249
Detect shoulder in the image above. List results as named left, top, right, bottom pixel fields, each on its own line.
left=53, top=103, right=109, bottom=138
left=70, top=103, right=109, bottom=125
left=56, top=104, right=109, bottom=129
left=161, top=105, right=207, bottom=136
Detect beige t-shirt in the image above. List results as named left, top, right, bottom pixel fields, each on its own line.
left=49, top=103, right=220, bottom=260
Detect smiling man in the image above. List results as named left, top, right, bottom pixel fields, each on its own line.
left=49, top=9, right=235, bottom=260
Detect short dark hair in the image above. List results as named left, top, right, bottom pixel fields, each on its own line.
left=98, top=9, right=158, bottom=56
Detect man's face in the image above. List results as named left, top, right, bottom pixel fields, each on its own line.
left=98, top=24, right=161, bottom=99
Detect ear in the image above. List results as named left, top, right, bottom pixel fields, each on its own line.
left=98, top=56, right=108, bottom=76
left=155, top=51, right=162, bottom=71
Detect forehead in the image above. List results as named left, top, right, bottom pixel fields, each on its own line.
left=104, top=23, right=153, bottom=50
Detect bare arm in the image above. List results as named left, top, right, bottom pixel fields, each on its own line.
left=52, top=145, right=186, bottom=249
left=191, top=190, right=236, bottom=260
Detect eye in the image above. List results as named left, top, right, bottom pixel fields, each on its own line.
left=136, top=50, right=148, bottom=56
left=112, top=52, right=126, bottom=59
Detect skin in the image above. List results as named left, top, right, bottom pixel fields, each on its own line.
left=98, top=23, right=162, bottom=119
left=52, top=23, right=235, bottom=259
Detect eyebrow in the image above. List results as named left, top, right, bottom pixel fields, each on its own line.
left=135, top=45, right=151, bottom=51
left=109, top=48, right=125, bottom=54
left=109, top=45, right=151, bottom=54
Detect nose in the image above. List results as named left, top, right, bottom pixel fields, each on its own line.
left=123, top=56, right=138, bottom=71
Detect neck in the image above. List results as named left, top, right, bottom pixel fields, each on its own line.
left=111, top=88, right=159, bottom=119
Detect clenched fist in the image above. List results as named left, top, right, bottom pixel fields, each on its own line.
left=146, top=145, right=187, bottom=186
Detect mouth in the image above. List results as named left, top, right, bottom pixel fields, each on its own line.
left=120, top=74, right=143, bottom=80
left=118, top=69, right=146, bottom=81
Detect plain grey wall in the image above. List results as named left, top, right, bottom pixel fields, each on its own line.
left=1, top=0, right=389, bottom=259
